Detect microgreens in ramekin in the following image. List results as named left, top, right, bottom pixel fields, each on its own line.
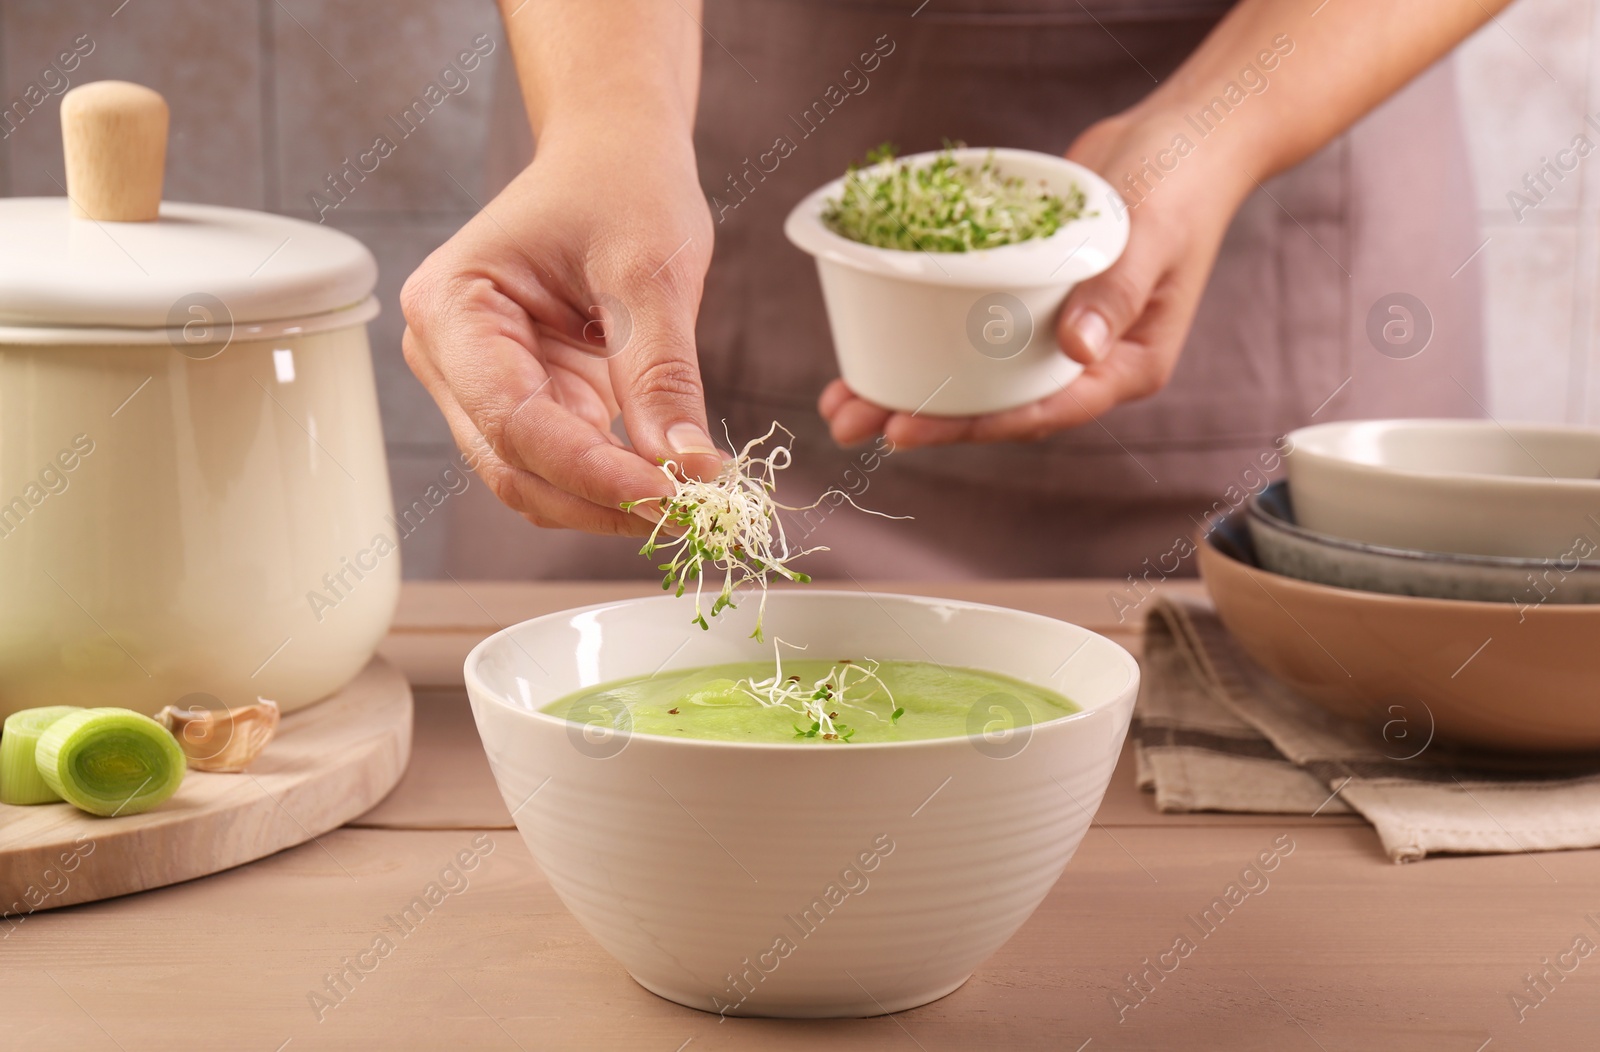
left=823, top=142, right=1087, bottom=253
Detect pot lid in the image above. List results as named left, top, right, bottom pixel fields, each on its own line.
left=0, top=81, right=375, bottom=330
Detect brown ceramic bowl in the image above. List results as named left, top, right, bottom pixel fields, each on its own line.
left=1198, top=506, right=1600, bottom=752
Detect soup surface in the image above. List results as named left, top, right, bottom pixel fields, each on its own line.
left=542, top=659, right=1079, bottom=744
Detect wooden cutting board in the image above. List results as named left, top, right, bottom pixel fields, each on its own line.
left=0, top=656, right=412, bottom=916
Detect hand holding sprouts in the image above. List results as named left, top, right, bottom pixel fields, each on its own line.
left=621, top=422, right=899, bottom=640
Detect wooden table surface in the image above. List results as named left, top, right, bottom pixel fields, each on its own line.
left=6, top=580, right=1598, bottom=1051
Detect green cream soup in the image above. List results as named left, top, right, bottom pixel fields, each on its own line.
left=543, top=659, right=1078, bottom=744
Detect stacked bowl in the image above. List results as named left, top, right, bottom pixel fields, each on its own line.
left=1199, top=419, right=1600, bottom=752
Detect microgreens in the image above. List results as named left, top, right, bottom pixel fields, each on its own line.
left=621, top=422, right=900, bottom=640
left=734, top=642, right=901, bottom=743
left=823, top=142, right=1087, bottom=253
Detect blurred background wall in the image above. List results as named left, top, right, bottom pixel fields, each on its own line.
left=0, top=0, right=1592, bottom=578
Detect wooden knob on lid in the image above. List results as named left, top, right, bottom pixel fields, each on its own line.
left=61, top=81, right=168, bottom=222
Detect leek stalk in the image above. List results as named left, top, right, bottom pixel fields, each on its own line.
left=0, top=706, right=81, bottom=805
left=34, top=708, right=186, bottom=816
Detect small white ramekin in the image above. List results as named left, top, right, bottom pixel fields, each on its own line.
left=785, top=147, right=1129, bottom=417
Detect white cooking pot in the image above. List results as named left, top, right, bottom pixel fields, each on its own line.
left=0, top=82, right=398, bottom=719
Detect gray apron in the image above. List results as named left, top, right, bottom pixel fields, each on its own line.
left=451, top=0, right=1485, bottom=581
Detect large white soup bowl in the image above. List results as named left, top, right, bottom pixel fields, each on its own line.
left=465, top=590, right=1139, bottom=1018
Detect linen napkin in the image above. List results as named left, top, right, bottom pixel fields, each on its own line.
left=1136, top=594, right=1600, bottom=862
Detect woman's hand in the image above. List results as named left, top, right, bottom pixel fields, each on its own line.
left=400, top=122, right=718, bottom=535
left=823, top=0, right=1515, bottom=450
left=820, top=110, right=1251, bottom=449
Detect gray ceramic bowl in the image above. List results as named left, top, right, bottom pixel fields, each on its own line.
left=1245, top=481, right=1600, bottom=606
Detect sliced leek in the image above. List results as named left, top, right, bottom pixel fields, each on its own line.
left=34, top=707, right=186, bottom=816
left=0, top=706, right=81, bottom=805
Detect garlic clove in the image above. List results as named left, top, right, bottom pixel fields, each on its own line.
left=155, top=698, right=280, bottom=773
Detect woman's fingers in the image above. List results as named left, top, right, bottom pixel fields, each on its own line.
left=883, top=413, right=976, bottom=448
left=1055, top=206, right=1170, bottom=366
left=965, top=348, right=1153, bottom=442
left=818, top=310, right=1180, bottom=449
left=407, top=336, right=653, bottom=536
left=820, top=380, right=894, bottom=446
left=817, top=378, right=854, bottom=418
left=589, top=223, right=724, bottom=482
left=821, top=380, right=990, bottom=447
left=603, top=286, right=724, bottom=482
left=401, top=266, right=675, bottom=515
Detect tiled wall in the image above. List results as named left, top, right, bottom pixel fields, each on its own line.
left=0, top=0, right=515, bottom=578
left=0, top=1, right=1591, bottom=578
left=1456, top=1, right=1600, bottom=424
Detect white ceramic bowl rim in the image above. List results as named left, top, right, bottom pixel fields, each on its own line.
left=463, top=589, right=1139, bottom=752
left=1249, top=482, right=1600, bottom=570
left=783, top=147, right=1130, bottom=289
left=1289, top=419, right=1600, bottom=492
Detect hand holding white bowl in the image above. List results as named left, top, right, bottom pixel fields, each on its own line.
left=821, top=111, right=1253, bottom=449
